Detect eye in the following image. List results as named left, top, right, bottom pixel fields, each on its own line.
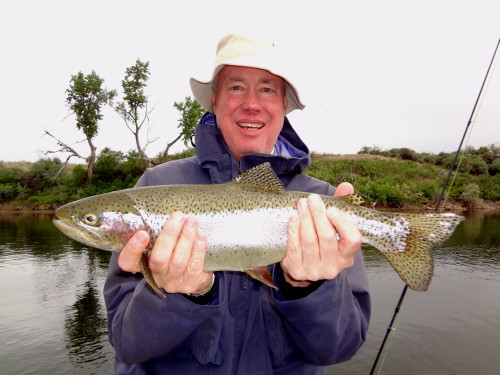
left=83, top=213, right=99, bottom=226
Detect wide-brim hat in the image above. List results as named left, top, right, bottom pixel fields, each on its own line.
left=190, top=28, right=305, bottom=115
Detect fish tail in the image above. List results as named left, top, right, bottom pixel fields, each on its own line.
left=380, top=237, right=434, bottom=291
left=377, top=213, right=463, bottom=291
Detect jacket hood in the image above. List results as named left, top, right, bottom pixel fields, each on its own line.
left=194, top=113, right=311, bottom=184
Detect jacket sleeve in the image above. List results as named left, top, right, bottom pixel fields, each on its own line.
left=271, top=251, right=371, bottom=365
left=104, top=253, right=226, bottom=364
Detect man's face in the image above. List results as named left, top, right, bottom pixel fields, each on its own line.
left=211, top=65, right=288, bottom=161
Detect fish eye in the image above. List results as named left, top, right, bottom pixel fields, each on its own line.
left=83, top=213, right=99, bottom=226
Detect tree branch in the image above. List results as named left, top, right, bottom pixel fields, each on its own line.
left=43, top=129, right=87, bottom=161
left=43, top=129, right=90, bottom=179
left=161, top=133, right=183, bottom=161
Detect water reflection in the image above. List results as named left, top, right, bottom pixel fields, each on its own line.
left=0, top=211, right=499, bottom=375
left=331, top=211, right=500, bottom=375
left=0, top=214, right=111, bottom=265
left=0, top=214, right=114, bottom=375
left=65, top=248, right=110, bottom=374
left=435, top=213, right=500, bottom=275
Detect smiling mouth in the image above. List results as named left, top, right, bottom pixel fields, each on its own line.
left=237, top=122, right=264, bottom=130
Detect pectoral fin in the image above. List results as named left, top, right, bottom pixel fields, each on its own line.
left=245, top=267, right=278, bottom=289
left=140, top=252, right=166, bottom=298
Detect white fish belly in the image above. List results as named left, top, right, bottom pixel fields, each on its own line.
left=195, top=207, right=294, bottom=271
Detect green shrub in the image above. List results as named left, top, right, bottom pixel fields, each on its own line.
left=460, top=183, right=481, bottom=203
left=24, top=158, right=67, bottom=191
left=0, top=184, right=19, bottom=200
left=489, top=158, right=500, bottom=176
left=0, top=165, right=25, bottom=184
left=70, top=164, right=87, bottom=187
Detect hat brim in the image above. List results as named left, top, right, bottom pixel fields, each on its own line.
left=190, top=61, right=305, bottom=115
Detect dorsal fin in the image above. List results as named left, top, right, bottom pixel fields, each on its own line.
left=232, top=162, right=285, bottom=193
left=337, top=193, right=364, bottom=206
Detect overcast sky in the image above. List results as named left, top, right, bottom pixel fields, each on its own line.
left=1, top=0, right=499, bottom=163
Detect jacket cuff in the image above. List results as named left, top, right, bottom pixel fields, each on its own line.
left=183, top=272, right=220, bottom=305
left=274, top=264, right=325, bottom=301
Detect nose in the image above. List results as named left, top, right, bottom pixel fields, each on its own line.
left=242, top=90, right=261, bottom=112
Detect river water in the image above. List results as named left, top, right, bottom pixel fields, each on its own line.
left=0, top=212, right=498, bottom=375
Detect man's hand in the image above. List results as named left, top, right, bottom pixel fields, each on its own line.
left=280, top=182, right=362, bottom=287
left=118, top=212, right=214, bottom=296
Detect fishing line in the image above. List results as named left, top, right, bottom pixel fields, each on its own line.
left=369, top=37, right=500, bottom=375
left=441, top=46, right=499, bottom=209
left=376, top=291, right=407, bottom=375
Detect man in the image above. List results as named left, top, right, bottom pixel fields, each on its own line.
left=104, top=28, right=370, bottom=374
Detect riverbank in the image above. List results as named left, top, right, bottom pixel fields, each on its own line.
left=3, top=151, right=499, bottom=212
left=0, top=203, right=58, bottom=214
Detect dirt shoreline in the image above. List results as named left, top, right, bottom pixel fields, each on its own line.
left=0, top=203, right=58, bottom=214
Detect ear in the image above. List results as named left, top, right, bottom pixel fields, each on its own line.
left=282, top=82, right=288, bottom=111
left=211, top=92, right=217, bottom=113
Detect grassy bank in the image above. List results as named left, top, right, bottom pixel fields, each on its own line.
left=306, top=153, right=498, bottom=210
left=1, top=150, right=499, bottom=212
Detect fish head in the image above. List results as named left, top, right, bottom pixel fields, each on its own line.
left=53, top=191, right=147, bottom=252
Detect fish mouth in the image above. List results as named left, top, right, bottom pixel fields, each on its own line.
left=237, top=122, right=265, bottom=130
left=53, top=217, right=93, bottom=245
left=53, top=216, right=121, bottom=252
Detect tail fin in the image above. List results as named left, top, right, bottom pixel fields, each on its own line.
left=379, top=213, right=464, bottom=291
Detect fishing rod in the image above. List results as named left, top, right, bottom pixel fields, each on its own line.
left=435, top=38, right=500, bottom=213
left=369, top=37, right=500, bottom=375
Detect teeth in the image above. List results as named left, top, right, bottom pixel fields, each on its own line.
left=237, top=122, right=264, bottom=129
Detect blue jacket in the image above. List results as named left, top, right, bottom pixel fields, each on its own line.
left=104, top=114, right=371, bottom=374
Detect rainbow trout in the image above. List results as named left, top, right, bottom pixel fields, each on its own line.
left=53, top=162, right=463, bottom=295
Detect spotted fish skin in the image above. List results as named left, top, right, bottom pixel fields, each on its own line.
left=53, top=162, right=464, bottom=292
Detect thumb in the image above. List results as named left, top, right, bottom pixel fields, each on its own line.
left=334, top=182, right=354, bottom=197
left=118, top=230, right=150, bottom=273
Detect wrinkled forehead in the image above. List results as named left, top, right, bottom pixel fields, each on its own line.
left=213, top=65, right=287, bottom=91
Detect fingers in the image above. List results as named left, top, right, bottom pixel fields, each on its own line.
left=149, top=212, right=186, bottom=271
left=327, top=207, right=362, bottom=258
left=297, top=197, right=319, bottom=262
left=307, top=195, right=338, bottom=265
left=163, top=216, right=199, bottom=276
left=284, top=194, right=337, bottom=282
left=284, top=197, right=319, bottom=282
left=146, top=212, right=212, bottom=294
left=283, top=193, right=361, bottom=284
left=285, top=213, right=301, bottom=263
left=331, top=182, right=360, bottom=253
left=184, top=231, right=214, bottom=294
left=118, top=230, right=150, bottom=273
left=187, top=230, right=208, bottom=274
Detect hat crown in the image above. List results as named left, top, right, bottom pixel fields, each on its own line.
left=215, top=29, right=286, bottom=72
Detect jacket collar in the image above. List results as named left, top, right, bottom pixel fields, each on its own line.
left=194, top=113, right=311, bottom=185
